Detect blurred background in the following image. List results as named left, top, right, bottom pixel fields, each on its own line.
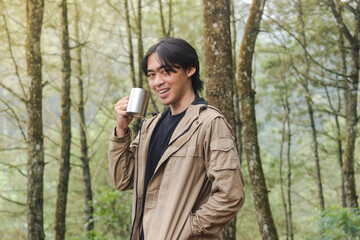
left=0, top=0, right=359, bottom=239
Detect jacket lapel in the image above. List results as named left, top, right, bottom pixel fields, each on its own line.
left=153, top=104, right=203, bottom=174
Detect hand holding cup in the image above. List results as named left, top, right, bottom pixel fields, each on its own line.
left=114, top=88, right=150, bottom=137
left=114, top=97, right=133, bottom=137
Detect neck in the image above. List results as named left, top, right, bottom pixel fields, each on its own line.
left=170, top=91, right=195, bottom=115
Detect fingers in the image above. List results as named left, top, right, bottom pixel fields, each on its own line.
left=114, top=97, right=133, bottom=137
left=114, top=97, right=129, bottom=116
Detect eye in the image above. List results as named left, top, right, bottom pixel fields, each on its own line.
left=148, top=73, right=155, bottom=79
left=162, top=69, right=170, bottom=75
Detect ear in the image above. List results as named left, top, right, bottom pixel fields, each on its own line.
left=186, top=67, right=196, bottom=78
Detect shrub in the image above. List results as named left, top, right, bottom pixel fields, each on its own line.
left=316, top=207, right=360, bottom=240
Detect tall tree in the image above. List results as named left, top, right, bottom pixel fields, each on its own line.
left=25, top=0, right=45, bottom=239
left=74, top=0, right=94, bottom=235
left=237, top=0, right=279, bottom=239
left=336, top=28, right=347, bottom=207
left=203, top=0, right=236, bottom=239
left=297, top=0, right=325, bottom=211
left=279, top=97, right=289, bottom=240
left=55, top=0, right=72, bottom=239
left=125, top=0, right=136, bottom=88
left=158, top=0, right=173, bottom=37
left=283, top=83, right=293, bottom=240
left=136, top=0, right=144, bottom=89
left=285, top=95, right=293, bottom=240
left=327, top=0, right=359, bottom=208
left=124, top=0, right=141, bottom=134
left=230, top=0, right=243, bottom=163
left=275, top=60, right=294, bottom=240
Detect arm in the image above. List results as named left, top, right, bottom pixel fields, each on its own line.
left=108, top=128, right=138, bottom=190
left=191, top=117, right=245, bottom=236
left=108, top=97, right=137, bottom=190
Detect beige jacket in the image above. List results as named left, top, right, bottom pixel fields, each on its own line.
left=109, top=103, right=245, bottom=240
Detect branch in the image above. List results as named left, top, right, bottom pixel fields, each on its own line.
left=286, top=49, right=347, bottom=90
left=315, top=107, right=346, bottom=119
left=69, top=41, right=89, bottom=50
left=343, top=1, right=357, bottom=14
left=0, top=98, right=27, bottom=141
left=0, top=147, right=27, bottom=152
left=0, top=161, right=27, bottom=177
left=88, top=109, right=110, bottom=149
left=327, top=0, right=355, bottom=43
left=84, top=44, right=128, bottom=64
left=0, top=0, right=28, bottom=101
left=105, top=0, right=123, bottom=18
left=0, top=82, right=27, bottom=103
left=264, top=13, right=351, bottom=78
left=0, top=107, right=9, bottom=113
left=0, top=209, right=26, bottom=217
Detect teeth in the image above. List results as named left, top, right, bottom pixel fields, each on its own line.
left=159, top=89, right=169, bottom=94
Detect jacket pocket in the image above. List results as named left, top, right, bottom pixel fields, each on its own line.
left=178, top=212, right=195, bottom=240
left=210, top=138, right=238, bottom=170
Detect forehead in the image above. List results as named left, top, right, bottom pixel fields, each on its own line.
left=147, top=53, right=162, bottom=71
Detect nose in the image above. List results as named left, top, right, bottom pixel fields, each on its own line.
left=153, top=74, right=164, bottom=86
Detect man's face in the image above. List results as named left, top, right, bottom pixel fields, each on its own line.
left=146, top=53, right=195, bottom=114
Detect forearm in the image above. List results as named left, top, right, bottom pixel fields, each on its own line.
left=191, top=167, right=245, bottom=235
left=108, top=128, right=136, bottom=190
left=190, top=117, right=245, bottom=235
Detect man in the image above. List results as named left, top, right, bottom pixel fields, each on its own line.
left=109, top=37, right=245, bottom=240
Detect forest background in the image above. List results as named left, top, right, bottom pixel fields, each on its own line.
left=0, top=0, right=359, bottom=239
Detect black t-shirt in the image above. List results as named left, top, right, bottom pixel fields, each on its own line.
left=144, top=108, right=186, bottom=191
left=141, top=108, right=186, bottom=239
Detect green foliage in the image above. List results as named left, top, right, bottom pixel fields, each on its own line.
left=316, top=207, right=360, bottom=240
left=90, top=189, right=132, bottom=239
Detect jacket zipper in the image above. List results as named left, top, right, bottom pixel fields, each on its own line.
left=167, top=104, right=207, bottom=148
left=130, top=105, right=207, bottom=239
left=130, top=119, right=145, bottom=240
left=167, top=116, right=199, bottom=148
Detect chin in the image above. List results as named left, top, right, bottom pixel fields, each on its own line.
left=160, top=100, right=171, bottom=106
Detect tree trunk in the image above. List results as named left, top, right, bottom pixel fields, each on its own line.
left=55, top=0, right=72, bottom=239
left=167, top=0, right=173, bottom=37
left=328, top=0, right=359, bottom=208
left=74, top=0, right=94, bottom=235
left=230, top=0, right=243, bottom=164
left=278, top=78, right=293, bottom=240
left=337, top=29, right=346, bottom=207
left=297, top=0, right=325, bottom=211
left=25, top=0, right=45, bottom=239
left=305, top=93, right=325, bottom=210
left=125, top=0, right=136, bottom=88
left=202, top=1, right=236, bottom=238
left=158, top=0, right=173, bottom=37
left=203, top=0, right=234, bottom=126
left=137, top=0, right=144, bottom=89
left=124, top=0, right=141, bottom=135
left=285, top=97, right=293, bottom=240
left=158, top=0, right=166, bottom=36
left=237, top=0, right=279, bottom=239
left=279, top=102, right=289, bottom=240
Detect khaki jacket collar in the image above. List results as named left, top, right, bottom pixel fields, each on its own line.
left=155, top=104, right=204, bottom=172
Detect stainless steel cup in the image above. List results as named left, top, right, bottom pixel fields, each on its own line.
left=126, top=88, right=150, bottom=118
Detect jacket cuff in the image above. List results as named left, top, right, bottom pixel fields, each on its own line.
left=110, top=127, right=132, bottom=143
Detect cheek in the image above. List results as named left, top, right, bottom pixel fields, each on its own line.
left=149, top=81, right=155, bottom=90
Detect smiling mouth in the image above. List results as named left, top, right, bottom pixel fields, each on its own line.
left=158, top=89, right=170, bottom=94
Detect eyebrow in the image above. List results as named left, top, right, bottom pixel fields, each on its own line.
left=146, top=65, right=168, bottom=74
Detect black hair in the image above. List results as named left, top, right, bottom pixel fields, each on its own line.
left=142, top=37, right=204, bottom=94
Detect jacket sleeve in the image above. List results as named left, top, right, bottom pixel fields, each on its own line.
left=191, top=117, right=245, bottom=236
left=108, top=127, right=138, bottom=191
